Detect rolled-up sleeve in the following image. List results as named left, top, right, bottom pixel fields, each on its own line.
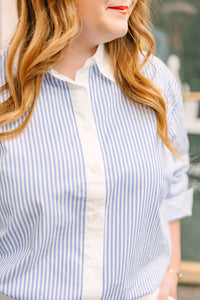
left=164, top=69, right=193, bottom=222
left=165, top=154, right=193, bottom=221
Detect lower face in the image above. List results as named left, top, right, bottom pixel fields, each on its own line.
left=77, top=0, right=138, bottom=47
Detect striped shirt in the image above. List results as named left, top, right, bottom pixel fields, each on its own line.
left=0, top=45, right=193, bottom=300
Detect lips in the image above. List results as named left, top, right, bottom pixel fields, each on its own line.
left=109, top=6, right=128, bottom=10
left=108, top=5, right=129, bottom=14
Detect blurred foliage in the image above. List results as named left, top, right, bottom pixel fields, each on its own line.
left=181, top=134, right=200, bottom=261
left=151, top=0, right=200, bottom=91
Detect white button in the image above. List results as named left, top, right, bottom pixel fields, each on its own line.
left=83, top=123, right=92, bottom=131
left=92, top=213, right=100, bottom=220
left=86, top=260, right=99, bottom=268
left=90, top=165, right=100, bottom=174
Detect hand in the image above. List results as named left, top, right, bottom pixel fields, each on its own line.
left=157, top=271, right=178, bottom=300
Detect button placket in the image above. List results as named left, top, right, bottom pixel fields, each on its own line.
left=67, top=69, right=106, bottom=299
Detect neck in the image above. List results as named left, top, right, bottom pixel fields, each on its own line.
left=54, top=39, right=98, bottom=80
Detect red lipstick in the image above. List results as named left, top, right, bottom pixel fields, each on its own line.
left=108, top=6, right=129, bottom=14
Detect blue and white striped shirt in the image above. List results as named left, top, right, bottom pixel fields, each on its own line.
left=0, top=45, right=193, bottom=300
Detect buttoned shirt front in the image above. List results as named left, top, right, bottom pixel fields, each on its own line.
left=0, top=45, right=193, bottom=300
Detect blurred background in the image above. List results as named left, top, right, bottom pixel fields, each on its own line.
left=151, top=2, right=200, bottom=298
left=0, top=0, right=200, bottom=299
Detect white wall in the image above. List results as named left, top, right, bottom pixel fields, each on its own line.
left=0, top=0, right=18, bottom=47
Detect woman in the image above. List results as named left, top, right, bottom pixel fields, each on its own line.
left=0, top=0, right=193, bottom=299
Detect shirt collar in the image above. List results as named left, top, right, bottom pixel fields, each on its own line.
left=49, top=44, right=115, bottom=83
left=93, top=44, right=115, bottom=82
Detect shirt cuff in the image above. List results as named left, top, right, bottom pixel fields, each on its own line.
left=166, top=188, right=193, bottom=222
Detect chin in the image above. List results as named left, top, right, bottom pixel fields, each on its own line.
left=113, top=28, right=129, bottom=40
left=105, top=26, right=128, bottom=42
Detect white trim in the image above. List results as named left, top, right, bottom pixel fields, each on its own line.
left=64, top=69, right=106, bottom=300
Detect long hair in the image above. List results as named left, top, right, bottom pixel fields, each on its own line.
left=0, top=0, right=176, bottom=155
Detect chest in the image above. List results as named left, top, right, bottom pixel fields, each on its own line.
left=0, top=77, right=173, bottom=209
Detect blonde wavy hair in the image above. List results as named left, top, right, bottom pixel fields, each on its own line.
left=0, top=0, right=176, bottom=155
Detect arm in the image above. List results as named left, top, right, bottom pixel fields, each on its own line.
left=168, top=220, right=181, bottom=273
left=158, top=220, right=181, bottom=300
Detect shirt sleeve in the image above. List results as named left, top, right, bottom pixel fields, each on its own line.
left=164, top=69, right=193, bottom=222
